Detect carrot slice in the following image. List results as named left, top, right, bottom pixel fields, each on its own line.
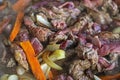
left=9, top=11, right=24, bottom=42
left=100, top=73, right=120, bottom=80
left=48, top=71, right=53, bottom=80
left=12, top=0, right=31, bottom=12
left=20, top=41, right=46, bottom=80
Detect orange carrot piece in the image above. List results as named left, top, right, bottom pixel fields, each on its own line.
left=100, top=73, right=120, bottom=80
left=20, top=41, right=46, bottom=80
left=9, top=11, right=24, bottom=42
left=0, top=2, right=7, bottom=11
left=48, top=71, right=53, bottom=80
left=12, top=0, right=31, bottom=12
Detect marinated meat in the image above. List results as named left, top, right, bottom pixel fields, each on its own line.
left=69, top=59, right=91, bottom=80
left=18, top=28, right=29, bottom=41
left=102, top=0, right=119, bottom=16
left=51, top=19, right=67, bottom=30
left=30, top=37, right=43, bottom=54
left=55, top=74, right=73, bottom=80
left=27, top=25, right=53, bottom=42
left=70, top=15, right=91, bottom=34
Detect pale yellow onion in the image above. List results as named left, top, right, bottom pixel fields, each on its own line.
left=31, top=13, right=36, bottom=22
left=49, top=50, right=65, bottom=61
left=36, top=15, right=52, bottom=27
left=16, top=66, right=25, bottom=75
left=41, top=63, right=50, bottom=76
left=46, top=44, right=60, bottom=51
left=41, top=49, right=65, bottom=78
left=42, top=51, right=63, bottom=70
left=94, top=75, right=101, bottom=80
left=8, top=75, right=19, bottom=80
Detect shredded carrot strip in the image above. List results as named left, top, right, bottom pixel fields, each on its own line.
left=12, top=0, right=31, bottom=12
left=9, top=11, right=24, bottom=42
left=48, top=71, right=53, bottom=80
left=100, top=73, right=120, bottom=80
left=0, top=2, right=7, bottom=11
left=20, top=41, right=46, bottom=80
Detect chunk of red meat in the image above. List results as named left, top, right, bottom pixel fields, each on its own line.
left=98, top=43, right=120, bottom=56
left=31, top=38, right=43, bottom=54
left=51, top=19, right=67, bottom=30
left=60, top=40, right=73, bottom=50
left=18, top=29, right=29, bottom=41
left=27, top=26, right=52, bottom=42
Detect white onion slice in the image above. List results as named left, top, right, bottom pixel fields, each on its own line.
left=16, top=66, right=25, bottom=75
left=36, top=15, right=52, bottom=27
left=8, top=75, right=19, bottom=80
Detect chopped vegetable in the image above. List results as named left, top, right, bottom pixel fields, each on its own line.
left=94, top=75, right=101, bottom=80
left=36, top=14, right=52, bottom=28
left=41, top=50, right=65, bottom=78
left=16, top=66, right=25, bottom=75
left=12, top=0, right=31, bottom=12
left=9, top=11, right=24, bottom=42
left=20, top=41, right=46, bottom=80
left=43, top=51, right=63, bottom=70
left=41, top=50, right=65, bottom=77
left=41, top=63, right=51, bottom=77
left=8, top=75, right=19, bottom=80
left=37, top=43, right=60, bottom=58
left=46, top=44, right=60, bottom=51
left=37, top=49, right=46, bottom=58
left=42, top=50, right=65, bottom=70
left=48, top=71, right=53, bottom=80
left=100, top=73, right=120, bottom=80
left=49, top=50, right=65, bottom=61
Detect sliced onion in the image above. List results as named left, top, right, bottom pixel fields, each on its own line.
left=41, top=63, right=50, bottom=77
left=42, top=50, right=65, bottom=70
left=94, top=75, right=101, bottom=80
left=41, top=50, right=65, bottom=78
left=16, top=66, right=25, bottom=75
left=49, top=50, right=65, bottom=61
left=36, top=15, right=52, bottom=28
left=46, top=44, right=60, bottom=51
left=8, top=75, right=19, bottom=80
